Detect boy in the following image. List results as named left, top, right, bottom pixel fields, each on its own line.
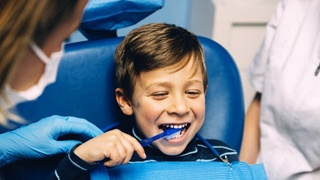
left=112, top=23, right=238, bottom=162
left=51, top=23, right=238, bottom=179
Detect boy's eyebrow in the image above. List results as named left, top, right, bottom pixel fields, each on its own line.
left=144, top=82, right=171, bottom=91
left=144, top=80, right=203, bottom=90
left=185, top=79, right=203, bottom=86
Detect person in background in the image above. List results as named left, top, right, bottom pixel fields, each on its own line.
left=0, top=0, right=102, bottom=169
left=240, top=0, right=320, bottom=179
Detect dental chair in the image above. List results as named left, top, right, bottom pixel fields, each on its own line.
left=0, top=35, right=245, bottom=179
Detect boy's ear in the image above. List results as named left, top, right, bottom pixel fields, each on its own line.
left=115, top=88, right=133, bottom=115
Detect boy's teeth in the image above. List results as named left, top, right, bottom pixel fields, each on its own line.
left=165, top=123, right=188, bottom=129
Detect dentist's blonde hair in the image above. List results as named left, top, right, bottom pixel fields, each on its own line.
left=0, top=0, right=79, bottom=127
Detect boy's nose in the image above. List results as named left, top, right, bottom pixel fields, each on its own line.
left=167, top=95, right=190, bottom=116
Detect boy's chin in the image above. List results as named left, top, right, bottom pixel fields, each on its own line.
left=155, top=143, right=187, bottom=156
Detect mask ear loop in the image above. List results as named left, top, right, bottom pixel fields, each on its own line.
left=29, top=41, right=50, bottom=64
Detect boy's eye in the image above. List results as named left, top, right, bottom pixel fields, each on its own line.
left=186, top=90, right=202, bottom=97
left=151, top=92, right=168, bottom=99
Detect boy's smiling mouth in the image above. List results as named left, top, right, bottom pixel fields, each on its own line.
left=158, top=123, right=190, bottom=140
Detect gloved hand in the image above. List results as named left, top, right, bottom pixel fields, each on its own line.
left=0, top=115, right=103, bottom=167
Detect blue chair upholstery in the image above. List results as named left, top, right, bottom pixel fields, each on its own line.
left=0, top=36, right=244, bottom=179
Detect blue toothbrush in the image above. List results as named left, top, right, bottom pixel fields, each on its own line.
left=140, top=128, right=182, bottom=147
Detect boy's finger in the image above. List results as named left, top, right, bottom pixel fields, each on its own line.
left=122, top=133, right=146, bottom=159
left=104, top=147, right=124, bottom=167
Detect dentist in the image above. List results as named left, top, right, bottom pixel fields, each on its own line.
left=0, top=0, right=102, bottom=167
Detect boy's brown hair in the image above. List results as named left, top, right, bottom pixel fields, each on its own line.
left=114, top=23, right=208, bottom=101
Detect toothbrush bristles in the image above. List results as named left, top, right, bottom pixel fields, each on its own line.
left=165, top=128, right=182, bottom=140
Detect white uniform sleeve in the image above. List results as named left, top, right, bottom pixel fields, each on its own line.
left=248, top=0, right=287, bottom=93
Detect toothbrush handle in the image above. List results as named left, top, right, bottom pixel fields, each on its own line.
left=140, top=139, right=152, bottom=147
left=140, top=132, right=166, bottom=147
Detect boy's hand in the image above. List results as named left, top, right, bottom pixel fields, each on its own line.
left=74, top=129, right=146, bottom=167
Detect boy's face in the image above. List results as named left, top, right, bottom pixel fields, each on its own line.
left=117, top=57, right=206, bottom=156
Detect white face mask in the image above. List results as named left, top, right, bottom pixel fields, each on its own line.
left=2, top=42, right=64, bottom=109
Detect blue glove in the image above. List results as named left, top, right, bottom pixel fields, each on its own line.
left=0, top=115, right=103, bottom=167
